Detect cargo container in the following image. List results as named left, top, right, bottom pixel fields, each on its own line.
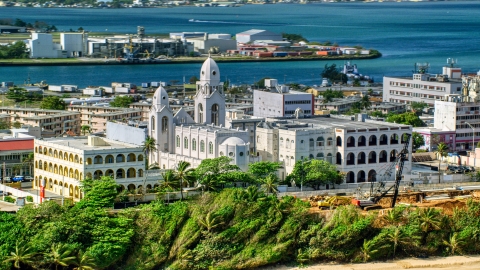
left=316, top=51, right=329, bottom=56
left=151, top=82, right=160, bottom=87
left=254, top=52, right=273, bottom=58
left=288, top=52, right=299, bottom=56
left=273, top=52, right=288, bottom=57
left=103, top=87, right=114, bottom=94
left=83, top=88, right=103, bottom=97
left=48, top=85, right=63, bottom=92
left=298, top=51, right=313, bottom=56
left=142, top=83, right=151, bottom=88
left=115, top=87, right=130, bottom=94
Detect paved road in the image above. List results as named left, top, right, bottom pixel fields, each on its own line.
left=0, top=200, right=21, bottom=212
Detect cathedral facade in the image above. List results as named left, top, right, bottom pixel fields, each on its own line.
left=148, top=57, right=252, bottom=171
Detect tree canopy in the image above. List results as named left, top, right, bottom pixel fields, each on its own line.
left=412, top=132, right=425, bottom=151
left=281, top=33, right=309, bottom=43
left=0, top=41, right=29, bottom=59
left=288, top=159, right=343, bottom=190
left=386, top=112, right=424, bottom=127
left=77, top=176, right=119, bottom=209
left=320, top=88, right=343, bottom=103
left=321, top=64, right=348, bottom=84
left=110, top=96, right=134, bottom=108
left=40, top=96, right=66, bottom=110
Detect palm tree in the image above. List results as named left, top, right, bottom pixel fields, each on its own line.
left=385, top=227, right=411, bottom=258
left=3, top=241, right=37, bottom=269
left=160, top=170, right=179, bottom=203
left=197, top=211, right=224, bottom=232
left=435, top=142, right=449, bottom=183
left=382, top=208, right=404, bottom=226
left=417, top=207, right=442, bottom=244
left=360, top=94, right=371, bottom=110
left=359, top=239, right=379, bottom=263
left=443, top=232, right=465, bottom=255
left=142, top=136, right=157, bottom=168
left=175, top=161, right=195, bottom=200
left=81, top=125, right=91, bottom=136
left=73, top=250, right=97, bottom=270
left=260, top=174, right=279, bottom=195
left=47, top=243, right=76, bottom=270
left=22, top=153, right=34, bottom=177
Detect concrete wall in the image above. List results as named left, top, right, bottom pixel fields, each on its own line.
left=106, top=121, right=147, bottom=146
left=253, top=90, right=284, bottom=117
left=61, top=33, right=85, bottom=57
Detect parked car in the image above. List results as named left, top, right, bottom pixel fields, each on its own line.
left=447, top=165, right=463, bottom=174
left=12, top=175, right=24, bottom=182
left=3, top=176, right=11, bottom=183
left=24, top=176, right=34, bottom=182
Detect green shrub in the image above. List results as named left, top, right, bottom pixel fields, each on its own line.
left=4, top=196, right=15, bottom=203
left=26, top=196, right=33, bottom=202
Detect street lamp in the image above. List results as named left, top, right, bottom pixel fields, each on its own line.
left=466, top=122, right=476, bottom=168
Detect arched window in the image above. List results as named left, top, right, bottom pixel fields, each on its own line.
left=162, top=116, right=168, bottom=133
left=316, top=153, right=324, bottom=160
left=151, top=116, right=155, bottom=131
left=291, top=140, right=294, bottom=148
left=317, top=137, right=324, bottom=147
left=327, top=137, right=333, bottom=146
left=357, top=171, right=366, bottom=183
left=368, top=151, right=377, bottom=164
left=116, top=154, right=125, bottom=163
left=198, top=103, right=204, bottom=123
left=336, top=152, right=342, bottom=165
left=286, top=139, right=290, bottom=149
left=211, top=104, right=219, bottom=126
left=94, top=155, right=103, bottom=164
left=184, top=137, right=188, bottom=149
left=346, top=171, right=355, bottom=183
left=346, top=153, right=355, bottom=165
left=358, top=136, right=366, bottom=147
left=138, top=154, right=144, bottom=161
left=176, top=136, right=180, bottom=147
left=200, top=140, right=205, bottom=152
left=209, top=142, right=213, bottom=154
left=346, top=136, right=355, bottom=147
left=280, top=137, right=284, bottom=147
left=336, top=136, right=342, bottom=147
left=105, top=155, right=114, bottom=164
left=192, top=139, right=197, bottom=151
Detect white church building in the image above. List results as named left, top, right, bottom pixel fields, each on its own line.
left=148, top=57, right=258, bottom=171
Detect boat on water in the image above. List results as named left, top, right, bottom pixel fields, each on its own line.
left=189, top=19, right=194, bottom=22
left=341, top=61, right=370, bottom=81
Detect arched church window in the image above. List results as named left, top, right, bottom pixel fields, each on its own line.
left=192, top=139, right=197, bottom=151
left=184, top=137, right=188, bottom=149
left=176, top=136, right=180, bottom=147
left=209, top=142, right=213, bottom=154
left=161, top=116, right=168, bottom=133
left=211, top=104, right=219, bottom=126
left=151, top=116, right=155, bottom=131
left=198, top=103, right=204, bottom=123
left=200, top=140, right=205, bottom=152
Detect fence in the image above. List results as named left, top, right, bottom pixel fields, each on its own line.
left=0, top=183, right=41, bottom=204
left=278, top=180, right=480, bottom=199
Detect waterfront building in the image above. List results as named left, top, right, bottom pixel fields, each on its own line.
left=253, top=79, right=314, bottom=118
left=236, top=29, right=283, bottom=44
left=186, top=33, right=237, bottom=54
left=383, top=65, right=462, bottom=107
left=28, top=33, right=65, bottom=58
left=33, top=136, right=149, bottom=200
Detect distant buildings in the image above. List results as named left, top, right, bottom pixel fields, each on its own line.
left=236, top=29, right=283, bottom=44
left=383, top=65, right=463, bottom=107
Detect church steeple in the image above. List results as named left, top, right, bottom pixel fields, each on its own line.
left=194, top=56, right=225, bottom=126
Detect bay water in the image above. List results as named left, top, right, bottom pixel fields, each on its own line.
left=1, top=1, right=480, bottom=87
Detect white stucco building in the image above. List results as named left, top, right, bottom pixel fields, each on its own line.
left=148, top=57, right=257, bottom=171
left=383, top=65, right=463, bottom=107
left=29, top=33, right=65, bottom=58
left=256, top=116, right=413, bottom=183
left=236, top=29, right=283, bottom=44
left=253, top=79, right=314, bottom=118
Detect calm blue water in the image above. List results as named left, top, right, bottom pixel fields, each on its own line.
left=1, top=2, right=480, bottom=87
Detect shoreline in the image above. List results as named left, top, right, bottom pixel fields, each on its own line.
left=259, top=255, right=480, bottom=270
left=0, top=54, right=381, bottom=67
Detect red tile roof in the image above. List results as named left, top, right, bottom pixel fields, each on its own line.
left=0, top=139, right=34, bottom=151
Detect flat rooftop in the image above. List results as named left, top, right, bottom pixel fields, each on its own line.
left=270, top=116, right=411, bottom=131
left=39, top=136, right=140, bottom=150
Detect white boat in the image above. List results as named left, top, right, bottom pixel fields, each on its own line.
left=189, top=19, right=194, bottom=22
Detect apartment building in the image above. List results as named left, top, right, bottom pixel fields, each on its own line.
left=33, top=136, right=148, bottom=201
left=0, top=107, right=81, bottom=137
left=383, top=66, right=462, bottom=107
left=67, top=105, right=142, bottom=132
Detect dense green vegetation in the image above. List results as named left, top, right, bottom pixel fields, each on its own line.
left=386, top=112, right=424, bottom=127
left=2, top=177, right=480, bottom=270
left=0, top=42, right=29, bottom=59
left=40, top=96, right=66, bottom=110
left=110, top=96, right=134, bottom=108
left=321, top=64, right=348, bottom=84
